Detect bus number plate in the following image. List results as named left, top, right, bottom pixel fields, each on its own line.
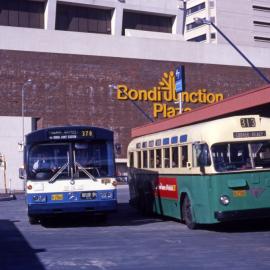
left=81, top=191, right=97, bottom=200
left=51, top=194, right=63, bottom=201
left=233, top=190, right=247, bottom=197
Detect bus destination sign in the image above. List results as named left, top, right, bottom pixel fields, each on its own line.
left=233, top=131, right=266, bottom=138
left=48, top=129, right=94, bottom=140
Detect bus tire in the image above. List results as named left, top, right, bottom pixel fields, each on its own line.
left=182, top=196, right=197, bottom=230
left=28, top=215, right=39, bottom=225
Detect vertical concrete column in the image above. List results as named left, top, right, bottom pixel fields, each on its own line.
left=173, top=12, right=184, bottom=35
left=45, top=0, right=57, bottom=30
left=111, top=5, right=124, bottom=36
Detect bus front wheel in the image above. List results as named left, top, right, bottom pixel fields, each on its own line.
left=182, top=196, right=197, bottom=230
left=28, top=215, right=39, bottom=225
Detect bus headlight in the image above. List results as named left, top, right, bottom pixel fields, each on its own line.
left=32, top=194, right=46, bottom=203
left=100, top=191, right=113, bottom=200
left=220, top=195, right=230, bottom=206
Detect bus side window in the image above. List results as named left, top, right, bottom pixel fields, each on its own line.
left=164, top=148, right=170, bottom=168
left=156, top=149, right=161, bottom=168
left=172, top=146, right=179, bottom=167
left=143, top=150, right=148, bottom=168
left=137, top=151, right=142, bottom=168
left=181, top=145, right=188, bottom=167
left=149, top=150, right=154, bottom=168
left=193, top=143, right=211, bottom=167
left=129, top=152, right=134, bottom=167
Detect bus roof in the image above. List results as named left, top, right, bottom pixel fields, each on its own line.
left=128, top=115, right=270, bottom=150
left=131, top=84, right=270, bottom=138
left=26, top=126, right=113, bottom=144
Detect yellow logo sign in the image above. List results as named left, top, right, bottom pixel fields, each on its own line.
left=117, top=71, right=224, bottom=118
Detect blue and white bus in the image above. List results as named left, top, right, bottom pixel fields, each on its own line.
left=22, top=126, right=117, bottom=224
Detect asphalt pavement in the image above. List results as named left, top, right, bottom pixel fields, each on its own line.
left=1, top=184, right=270, bottom=270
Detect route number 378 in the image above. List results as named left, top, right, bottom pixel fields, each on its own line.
left=81, top=130, right=93, bottom=137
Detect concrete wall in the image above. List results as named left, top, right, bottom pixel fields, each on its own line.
left=216, top=0, right=253, bottom=46
left=1, top=25, right=270, bottom=68
left=0, top=117, right=32, bottom=193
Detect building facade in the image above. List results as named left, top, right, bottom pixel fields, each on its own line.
left=184, top=0, right=270, bottom=47
left=0, top=0, right=270, bottom=191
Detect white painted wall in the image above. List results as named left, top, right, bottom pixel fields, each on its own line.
left=0, top=117, right=32, bottom=193
left=0, top=25, right=270, bottom=69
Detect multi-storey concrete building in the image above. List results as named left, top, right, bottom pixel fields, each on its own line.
left=184, top=0, right=270, bottom=47
left=0, top=0, right=270, bottom=191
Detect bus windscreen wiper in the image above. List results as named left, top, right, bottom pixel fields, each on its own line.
left=48, top=162, right=69, bottom=184
left=74, top=161, right=97, bottom=181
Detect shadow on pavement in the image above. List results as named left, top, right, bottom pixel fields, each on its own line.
left=0, top=220, right=46, bottom=270
left=40, top=202, right=164, bottom=228
left=199, top=218, right=270, bottom=233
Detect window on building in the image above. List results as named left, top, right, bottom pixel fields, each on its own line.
left=209, top=1, right=215, bottom=8
left=56, top=3, right=112, bottom=34
left=210, top=16, right=216, bottom=24
left=186, top=2, right=206, bottom=16
left=253, top=5, right=270, bottom=12
left=254, top=21, right=270, bottom=27
left=254, top=36, right=270, bottom=42
left=211, top=32, right=216, bottom=39
left=186, top=17, right=206, bottom=31
left=0, top=0, right=45, bottom=28
left=187, top=34, right=207, bottom=42
left=122, top=11, right=173, bottom=35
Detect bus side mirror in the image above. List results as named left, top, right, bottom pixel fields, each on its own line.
left=19, top=168, right=26, bottom=180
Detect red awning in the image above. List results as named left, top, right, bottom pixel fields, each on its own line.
left=132, top=84, right=270, bottom=138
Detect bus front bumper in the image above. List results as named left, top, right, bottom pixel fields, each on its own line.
left=215, top=207, right=270, bottom=222
left=28, top=200, right=117, bottom=216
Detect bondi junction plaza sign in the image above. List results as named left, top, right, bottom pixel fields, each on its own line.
left=116, top=70, right=224, bottom=118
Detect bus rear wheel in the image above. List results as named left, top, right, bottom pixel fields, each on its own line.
left=182, top=196, right=197, bottom=230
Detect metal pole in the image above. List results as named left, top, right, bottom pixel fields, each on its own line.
left=110, top=84, right=154, bottom=123
left=209, top=21, right=270, bottom=84
left=196, top=18, right=270, bottom=84
left=21, top=79, right=32, bottom=147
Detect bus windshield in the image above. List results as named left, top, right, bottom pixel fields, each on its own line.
left=211, top=141, right=270, bottom=172
left=28, top=141, right=114, bottom=181
left=73, top=142, right=111, bottom=179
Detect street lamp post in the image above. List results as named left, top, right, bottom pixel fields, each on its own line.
left=194, top=18, right=270, bottom=84
left=21, top=79, right=32, bottom=148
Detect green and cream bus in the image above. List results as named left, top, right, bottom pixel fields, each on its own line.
left=127, top=115, right=270, bottom=229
